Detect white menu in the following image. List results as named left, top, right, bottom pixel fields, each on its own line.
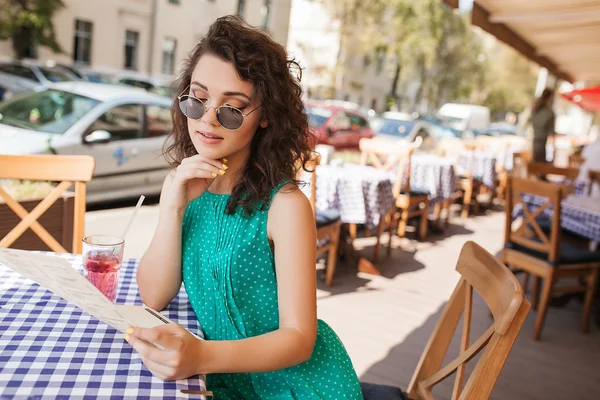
left=0, top=248, right=177, bottom=333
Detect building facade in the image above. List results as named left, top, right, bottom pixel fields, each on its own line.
left=0, top=0, right=292, bottom=79
left=287, top=0, right=394, bottom=113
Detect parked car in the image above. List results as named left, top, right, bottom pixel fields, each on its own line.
left=305, top=102, right=374, bottom=149
left=370, top=111, right=439, bottom=151
left=0, top=61, right=76, bottom=86
left=437, top=103, right=491, bottom=138
left=115, top=74, right=174, bottom=97
left=322, top=99, right=379, bottom=123
left=0, top=71, right=40, bottom=101
left=0, top=82, right=173, bottom=203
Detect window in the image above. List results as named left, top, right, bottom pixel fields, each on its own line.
left=0, top=89, right=99, bottom=134
left=237, top=0, right=246, bottom=17
left=38, top=67, right=72, bottom=82
left=146, top=105, right=173, bottom=137
left=0, top=65, right=38, bottom=82
left=330, top=112, right=351, bottom=131
left=162, top=38, right=177, bottom=75
left=73, top=20, right=92, bottom=65
left=124, top=30, right=139, bottom=70
left=261, top=0, right=272, bottom=30
left=85, top=104, right=144, bottom=141
left=349, top=114, right=368, bottom=131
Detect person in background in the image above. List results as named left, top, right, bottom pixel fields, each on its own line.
left=531, top=88, right=556, bottom=163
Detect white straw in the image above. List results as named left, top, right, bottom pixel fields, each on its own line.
left=121, top=195, right=145, bottom=240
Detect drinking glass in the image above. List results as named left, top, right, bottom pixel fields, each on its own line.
left=82, top=235, right=124, bottom=302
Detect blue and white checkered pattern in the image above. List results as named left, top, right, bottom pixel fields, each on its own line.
left=0, top=254, right=205, bottom=399
left=458, top=152, right=497, bottom=189
left=302, top=164, right=395, bottom=230
left=407, top=155, right=456, bottom=204
left=514, top=194, right=600, bottom=243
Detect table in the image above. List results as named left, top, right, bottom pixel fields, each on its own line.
left=0, top=254, right=206, bottom=399
left=408, top=154, right=456, bottom=205
left=515, top=194, right=600, bottom=243
left=458, top=152, right=497, bottom=189
left=308, top=164, right=395, bottom=231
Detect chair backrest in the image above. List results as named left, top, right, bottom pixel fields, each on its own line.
left=358, top=138, right=413, bottom=196
left=568, top=153, right=585, bottom=169
left=526, top=162, right=579, bottom=195
left=588, top=169, right=600, bottom=197
left=511, top=151, right=532, bottom=178
left=407, top=241, right=530, bottom=400
left=296, top=154, right=321, bottom=215
left=504, top=176, right=562, bottom=263
left=0, top=154, right=95, bottom=254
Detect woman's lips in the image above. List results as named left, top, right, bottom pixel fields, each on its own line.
left=197, top=130, right=224, bottom=144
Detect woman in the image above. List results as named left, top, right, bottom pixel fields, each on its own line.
left=126, top=15, right=362, bottom=399
left=531, top=88, right=556, bottom=163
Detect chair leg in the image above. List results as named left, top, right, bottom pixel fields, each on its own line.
left=443, top=200, right=451, bottom=227
left=533, top=272, right=556, bottom=340
left=523, top=272, right=530, bottom=294
left=387, top=212, right=394, bottom=256
left=581, top=268, right=599, bottom=333
left=372, top=215, right=387, bottom=263
left=397, top=208, right=409, bottom=238
left=462, top=185, right=472, bottom=219
left=419, top=201, right=429, bottom=240
left=325, top=225, right=341, bottom=287
left=349, top=223, right=357, bottom=240
left=532, top=276, right=541, bottom=310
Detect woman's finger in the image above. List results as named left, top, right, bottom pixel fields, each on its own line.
left=182, top=154, right=228, bottom=171
left=177, top=161, right=225, bottom=178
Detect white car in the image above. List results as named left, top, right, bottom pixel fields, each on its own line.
left=0, top=82, right=173, bottom=203
left=371, top=112, right=438, bottom=151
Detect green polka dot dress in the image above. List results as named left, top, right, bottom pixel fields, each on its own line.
left=182, top=185, right=363, bottom=399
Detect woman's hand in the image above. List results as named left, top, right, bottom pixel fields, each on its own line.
left=125, top=324, right=206, bottom=381
left=163, top=155, right=228, bottom=214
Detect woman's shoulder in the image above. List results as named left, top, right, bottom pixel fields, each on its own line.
left=269, top=183, right=312, bottom=217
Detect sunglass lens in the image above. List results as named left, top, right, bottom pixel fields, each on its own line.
left=217, top=107, right=244, bottom=130
left=179, top=96, right=205, bottom=120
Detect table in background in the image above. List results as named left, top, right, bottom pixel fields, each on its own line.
left=458, top=151, right=498, bottom=189
left=515, top=194, right=600, bottom=243
left=0, top=254, right=205, bottom=399
left=308, top=164, right=395, bottom=231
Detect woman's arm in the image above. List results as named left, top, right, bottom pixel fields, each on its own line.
left=127, top=184, right=318, bottom=377
left=136, top=173, right=184, bottom=310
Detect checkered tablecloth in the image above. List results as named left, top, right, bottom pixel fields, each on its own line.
left=0, top=254, right=205, bottom=399
left=406, top=154, right=456, bottom=204
left=514, top=194, right=600, bottom=243
left=457, top=152, right=497, bottom=189
left=302, top=164, right=395, bottom=230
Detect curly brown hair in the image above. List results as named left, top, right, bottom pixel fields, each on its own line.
left=164, top=15, right=313, bottom=215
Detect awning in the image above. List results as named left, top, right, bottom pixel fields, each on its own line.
left=443, top=0, right=600, bottom=83
left=561, top=86, right=600, bottom=112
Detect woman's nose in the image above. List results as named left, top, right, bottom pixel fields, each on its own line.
left=201, top=105, right=219, bottom=126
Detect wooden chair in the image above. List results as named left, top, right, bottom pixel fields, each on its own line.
left=568, top=153, right=585, bottom=169
left=501, top=176, right=600, bottom=340
left=588, top=169, right=600, bottom=196
left=361, top=241, right=531, bottom=399
left=526, top=162, right=579, bottom=196
left=359, top=138, right=429, bottom=245
left=455, top=150, right=485, bottom=219
left=511, top=150, right=532, bottom=178
left=300, top=155, right=341, bottom=286
left=0, top=154, right=95, bottom=254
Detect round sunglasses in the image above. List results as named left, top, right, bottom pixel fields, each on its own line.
left=178, top=86, right=261, bottom=130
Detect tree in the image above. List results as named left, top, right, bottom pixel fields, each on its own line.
left=0, top=0, right=65, bottom=59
